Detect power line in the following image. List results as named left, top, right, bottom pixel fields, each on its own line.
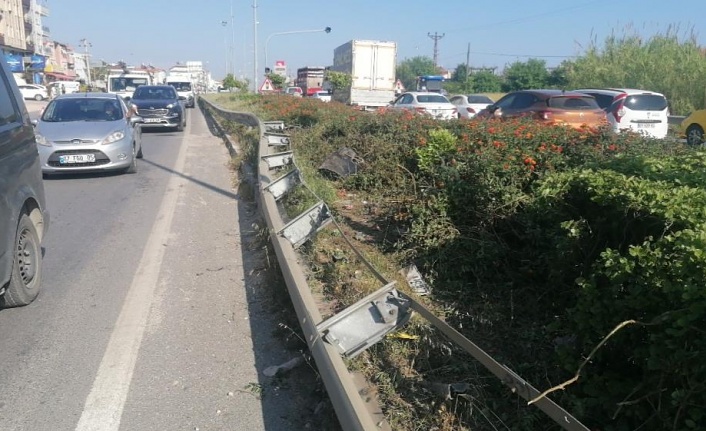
left=446, top=0, right=610, bottom=34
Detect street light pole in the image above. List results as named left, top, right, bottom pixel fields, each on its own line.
left=79, top=38, right=92, bottom=87
left=230, top=0, right=236, bottom=77
left=264, top=27, right=332, bottom=74
left=252, top=0, right=258, bottom=92
left=221, top=21, right=228, bottom=78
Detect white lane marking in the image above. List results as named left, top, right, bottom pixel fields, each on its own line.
left=75, top=133, right=190, bottom=431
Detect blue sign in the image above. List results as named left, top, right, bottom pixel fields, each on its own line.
left=4, top=54, right=24, bottom=73
left=30, top=55, right=46, bottom=70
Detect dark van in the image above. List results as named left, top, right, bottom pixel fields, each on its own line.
left=0, top=57, right=49, bottom=307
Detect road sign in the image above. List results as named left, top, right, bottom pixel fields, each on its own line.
left=394, top=79, right=405, bottom=93
left=259, top=78, right=275, bottom=93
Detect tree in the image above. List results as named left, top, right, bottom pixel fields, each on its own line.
left=396, top=56, right=437, bottom=92
left=324, top=70, right=352, bottom=94
left=502, top=58, right=550, bottom=91
left=472, top=70, right=503, bottom=93
left=266, top=73, right=286, bottom=90
left=222, top=74, right=249, bottom=92
left=451, top=64, right=470, bottom=82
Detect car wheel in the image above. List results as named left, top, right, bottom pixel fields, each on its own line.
left=176, top=117, right=184, bottom=132
left=124, top=145, right=138, bottom=174
left=2, top=213, right=42, bottom=308
left=686, top=124, right=704, bottom=146
left=34, top=94, right=44, bottom=101
left=136, top=144, right=143, bottom=159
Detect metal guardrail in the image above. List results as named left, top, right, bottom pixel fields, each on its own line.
left=200, top=97, right=591, bottom=431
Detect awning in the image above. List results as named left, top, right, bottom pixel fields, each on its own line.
left=45, top=72, right=76, bottom=81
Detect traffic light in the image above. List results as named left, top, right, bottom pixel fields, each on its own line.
left=324, top=27, right=331, bottom=33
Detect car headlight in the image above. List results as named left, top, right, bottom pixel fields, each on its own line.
left=103, top=130, right=125, bottom=144
left=35, top=133, right=51, bottom=147
left=166, top=103, right=175, bottom=109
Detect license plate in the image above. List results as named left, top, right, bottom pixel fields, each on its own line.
left=637, top=123, right=655, bottom=128
left=144, top=118, right=161, bottom=123
left=59, top=154, right=95, bottom=164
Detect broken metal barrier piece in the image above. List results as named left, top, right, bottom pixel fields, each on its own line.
left=264, top=169, right=300, bottom=201
left=263, top=120, right=285, bottom=132
left=279, top=201, right=332, bottom=248
left=264, top=132, right=291, bottom=146
left=317, top=283, right=412, bottom=358
left=319, top=147, right=364, bottom=179
left=262, top=150, right=294, bottom=169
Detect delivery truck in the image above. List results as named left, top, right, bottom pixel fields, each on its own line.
left=330, top=40, right=397, bottom=110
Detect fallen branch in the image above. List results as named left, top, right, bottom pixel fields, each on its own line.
left=528, top=319, right=637, bottom=405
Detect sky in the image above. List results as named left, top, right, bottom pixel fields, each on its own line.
left=47, top=0, right=705, bottom=85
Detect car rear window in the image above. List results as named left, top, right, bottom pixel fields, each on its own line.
left=547, top=96, right=599, bottom=110
left=468, top=95, right=493, bottom=104
left=624, top=94, right=668, bottom=111
left=417, top=95, right=450, bottom=103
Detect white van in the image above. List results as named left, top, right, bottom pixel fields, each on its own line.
left=573, top=88, right=670, bottom=139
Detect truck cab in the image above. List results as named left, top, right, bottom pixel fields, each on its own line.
left=416, top=75, right=444, bottom=93
left=166, top=79, right=195, bottom=108
left=107, top=69, right=153, bottom=101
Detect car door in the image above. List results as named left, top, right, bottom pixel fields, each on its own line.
left=506, top=92, right=538, bottom=119
left=392, top=93, right=414, bottom=111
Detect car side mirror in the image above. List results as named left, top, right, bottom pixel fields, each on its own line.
left=31, top=119, right=38, bottom=127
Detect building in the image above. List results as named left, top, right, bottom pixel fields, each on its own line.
left=0, top=0, right=51, bottom=84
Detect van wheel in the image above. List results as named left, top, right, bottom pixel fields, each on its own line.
left=686, top=125, right=704, bottom=146
left=2, top=213, right=42, bottom=308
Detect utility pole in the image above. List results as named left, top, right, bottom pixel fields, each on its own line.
left=230, top=0, right=236, bottom=76
left=221, top=21, right=229, bottom=78
left=79, top=38, right=92, bottom=86
left=465, top=42, right=470, bottom=92
left=427, top=32, right=445, bottom=68
left=252, top=0, right=258, bottom=92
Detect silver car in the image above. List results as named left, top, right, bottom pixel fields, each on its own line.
left=36, top=93, right=143, bottom=175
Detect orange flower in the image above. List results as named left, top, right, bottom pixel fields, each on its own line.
left=608, top=144, right=617, bottom=151
left=525, top=132, right=533, bottom=139
left=418, top=137, right=427, bottom=146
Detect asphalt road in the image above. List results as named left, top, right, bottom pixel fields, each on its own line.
left=0, top=100, right=313, bottom=431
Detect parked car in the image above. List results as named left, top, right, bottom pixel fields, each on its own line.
left=679, top=110, right=706, bottom=146
left=572, top=88, right=669, bottom=138
left=311, top=91, right=332, bottom=102
left=18, top=84, right=48, bottom=101
left=284, top=86, right=303, bottom=97
left=388, top=92, right=457, bottom=120
left=0, top=55, right=50, bottom=307
left=449, top=94, right=495, bottom=119
left=129, top=85, right=186, bottom=131
left=476, top=89, right=608, bottom=129
left=36, top=93, right=143, bottom=175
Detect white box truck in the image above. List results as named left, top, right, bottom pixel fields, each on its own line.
left=330, top=40, right=397, bottom=110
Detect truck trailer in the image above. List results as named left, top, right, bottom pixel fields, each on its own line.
left=330, top=40, right=397, bottom=110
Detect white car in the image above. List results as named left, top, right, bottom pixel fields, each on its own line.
left=18, top=84, right=48, bottom=101
left=449, top=94, right=494, bottom=119
left=388, top=92, right=457, bottom=120
left=573, top=88, right=669, bottom=139
left=311, top=91, right=332, bottom=102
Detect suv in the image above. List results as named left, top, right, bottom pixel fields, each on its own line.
left=129, top=85, right=186, bottom=131
left=573, top=88, right=670, bottom=138
left=0, top=56, right=50, bottom=307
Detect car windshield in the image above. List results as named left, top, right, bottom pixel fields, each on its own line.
left=41, top=98, right=123, bottom=122
left=133, top=87, right=177, bottom=100
left=547, top=96, right=600, bottom=110
left=417, top=95, right=450, bottom=103
left=468, top=95, right=493, bottom=104
left=625, top=95, right=668, bottom=111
